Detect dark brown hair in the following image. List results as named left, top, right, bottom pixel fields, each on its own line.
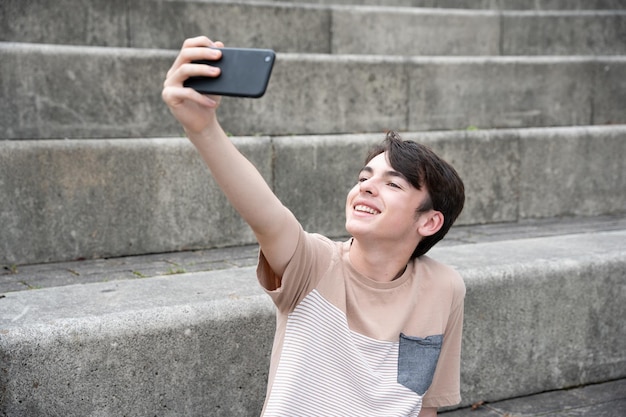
left=365, top=131, right=465, bottom=258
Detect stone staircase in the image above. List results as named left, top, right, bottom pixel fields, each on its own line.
left=1, top=1, right=625, bottom=416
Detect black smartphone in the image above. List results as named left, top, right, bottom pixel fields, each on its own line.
left=183, top=47, right=276, bottom=98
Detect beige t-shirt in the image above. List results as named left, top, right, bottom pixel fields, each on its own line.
left=257, top=227, right=465, bottom=416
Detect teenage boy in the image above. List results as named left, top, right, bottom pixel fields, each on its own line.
left=162, top=36, right=466, bottom=417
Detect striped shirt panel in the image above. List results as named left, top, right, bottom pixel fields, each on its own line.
left=263, top=290, right=423, bottom=417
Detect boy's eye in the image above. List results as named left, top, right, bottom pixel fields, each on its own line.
left=388, top=182, right=400, bottom=189
left=358, top=177, right=368, bottom=183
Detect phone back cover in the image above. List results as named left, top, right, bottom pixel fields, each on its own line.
left=185, top=48, right=275, bottom=98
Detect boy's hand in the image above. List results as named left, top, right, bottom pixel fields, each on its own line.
left=162, top=36, right=225, bottom=136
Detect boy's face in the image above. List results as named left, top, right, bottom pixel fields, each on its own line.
left=345, top=152, right=431, bottom=245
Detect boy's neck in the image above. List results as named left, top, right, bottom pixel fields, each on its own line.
left=348, top=238, right=413, bottom=283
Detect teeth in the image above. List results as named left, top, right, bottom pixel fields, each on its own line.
left=355, top=205, right=380, bottom=215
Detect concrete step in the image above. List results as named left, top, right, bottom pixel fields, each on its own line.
left=2, top=0, right=625, bottom=55
left=2, top=125, right=625, bottom=266
left=1, top=219, right=624, bottom=416
left=3, top=214, right=625, bottom=293
left=250, top=0, right=626, bottom=9
left=1, top=42, right=624, bottom=140
left=333, top=8, right=626, bottom=56
left=442, top=378, right=626, bottom=416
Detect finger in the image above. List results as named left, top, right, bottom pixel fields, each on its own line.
left=181, top=35, right=217, bottom=49
left=184, top=37, right=225, bottom=49
left=180, top=46, right=222, bottom=64
left=168, top=46, right=221, bottom=75
left=167, top=35, right=223, bottom=75
left=162, top=84, right=219, bottom=109
left=166, top=50, right=223, bottom=86
left=164, top=61, right=222, bottom=90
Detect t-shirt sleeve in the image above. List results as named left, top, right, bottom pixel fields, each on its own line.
left=422, top=269, right=466, bottom=408
left=257, top=226, right=335, bottom=313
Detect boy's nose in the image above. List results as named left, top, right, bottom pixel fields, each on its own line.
left=359, top=179, right=376, bottom=195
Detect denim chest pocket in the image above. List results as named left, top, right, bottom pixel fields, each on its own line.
left=397, top=333, right=443, bottom=396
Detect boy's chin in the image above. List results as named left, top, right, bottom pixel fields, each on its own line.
left=345, top=221, right=372, bottom=238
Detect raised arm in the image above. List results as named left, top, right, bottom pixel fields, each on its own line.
left=162, top=36, right=299, bottom=280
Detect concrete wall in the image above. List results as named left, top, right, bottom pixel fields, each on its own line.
left=0, top=268, right=276, bottom=417
left=1, top=229, right=624, bottom=416
left=2, top=126, right=625, bottom=266
left=0, top=137, right=268, bottom=264
left=434, top=230, right=626, bottom=406
left=264, top=0, right=626, bottom=8
left=1, top=43, right=624, bottom=140
left=2, top=1, right=625, bottom=54
left=332, top=9, right=626, bottom=56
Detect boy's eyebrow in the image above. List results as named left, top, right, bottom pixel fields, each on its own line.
left=359, top=166, right=408, bottom=181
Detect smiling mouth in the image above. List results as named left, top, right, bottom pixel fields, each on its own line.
left=354, top=204, right=380, bottom=215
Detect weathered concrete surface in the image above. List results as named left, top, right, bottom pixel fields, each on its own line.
left=406, top=56, right=597, bottom=131
left=331, top=8, right=501, bottom=56
left=332, top=8, right=626, bottom=56
left=235, top=53, right=409, bottom=136
left=1, top=228, right=624, bottom=416
left=0, top=268, right=275, bottom=417
left=0, top=0, right=130, bottom=47
left=1, top=42, right=624, bottom=139
left=265, top=0, right=626, bottom=9
left=2, top=1, right=625, bottom=55
left=0, top=43, right=177, bottom=140
left=0, top=137, right=270, bottom=265
left=129, top=1, right=330, bottom=53
left=4, top=214, right=625, bottom=295
left=442, top=378, right=626, bottom=416
left=430, top=230, right=626, bottom=405
left=227, top=54, right=623, bottom=133
left=517, top=126, right=626, bottom=218
left=2, top=214, right=624, bottom=292
left=0, top=0, right=330, bottom=51
left=2, top=126, right=625, bottom=266
left=501, top=11, right=626, bottom=55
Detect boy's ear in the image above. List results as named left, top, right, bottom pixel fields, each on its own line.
left=417, top=210, right=444, bottom=237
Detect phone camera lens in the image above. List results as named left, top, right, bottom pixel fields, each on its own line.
left=265, top=56, right=271, bottom=63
